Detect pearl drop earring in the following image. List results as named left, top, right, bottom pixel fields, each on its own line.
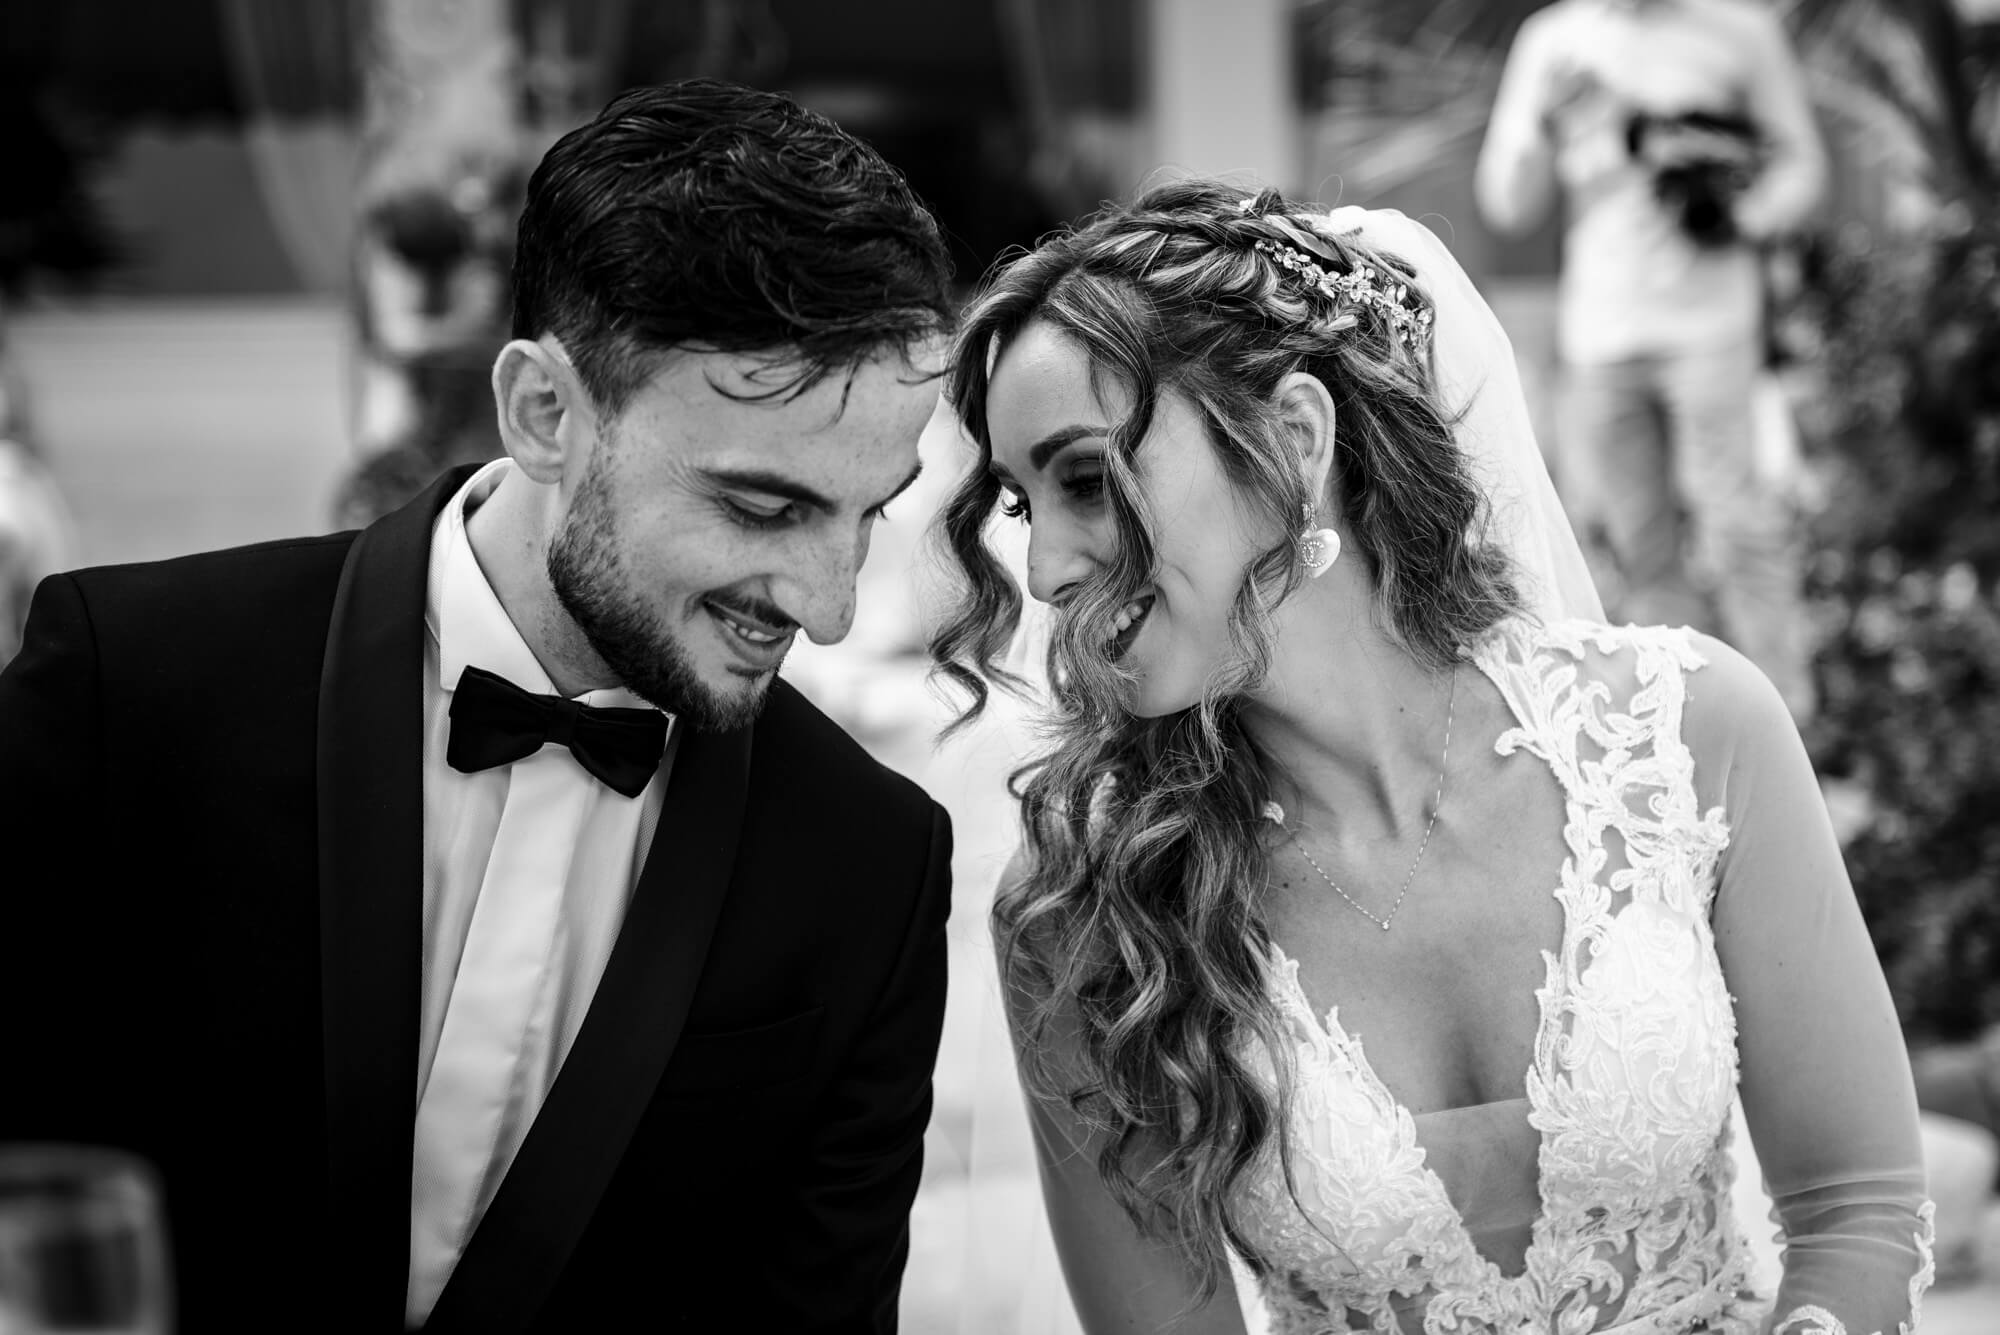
left=1298, top=503, right=1341, bottom=578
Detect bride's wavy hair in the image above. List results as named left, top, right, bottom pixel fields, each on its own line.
left=929, top=179, right=1521, bottom=1298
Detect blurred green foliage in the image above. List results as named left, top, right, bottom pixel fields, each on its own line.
left=1796, top=145, right=2000, bottom=1042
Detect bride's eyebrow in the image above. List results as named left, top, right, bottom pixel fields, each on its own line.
left=1026, top=424, right=1106, bottom=471
left=988, top=424, right=1107, bottom=485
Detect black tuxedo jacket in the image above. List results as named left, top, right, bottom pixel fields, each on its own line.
left=0, top=467, right=952, bottom=1333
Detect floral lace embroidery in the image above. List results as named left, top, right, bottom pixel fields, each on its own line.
left=1229, top=620, right=1932, bottom=1334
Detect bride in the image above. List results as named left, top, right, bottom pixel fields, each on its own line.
left=928, top=180, right=1934, bottom=1334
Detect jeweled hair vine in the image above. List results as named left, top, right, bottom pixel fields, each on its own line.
left=929, top=179, right=1521, bottom=1300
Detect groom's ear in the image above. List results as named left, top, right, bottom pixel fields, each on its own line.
left=1276, top=370, right=1339, bottom=500
left=493, top=337, right=587, bottom=486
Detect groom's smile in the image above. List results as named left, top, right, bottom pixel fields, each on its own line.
left=702, top=594, right=799, bottom=675
left=536, top=342, right=941, bottom=731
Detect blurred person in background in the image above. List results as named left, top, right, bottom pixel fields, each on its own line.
left=1475, top=0, right=1828, bottom=722
left=338, top=152, right=527, bottom=526
left=0, top=78, right=955, bottom=1334
left=332, top=349, right=511, bottom=530
left=0, top=90, right=100, bottom=670
left=931, top=181, right=1929, bottom=1334
left=0, top=347, right=76, bottom=669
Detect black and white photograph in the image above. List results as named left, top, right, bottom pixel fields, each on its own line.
left=1, top=2, right=1995, bottom=1332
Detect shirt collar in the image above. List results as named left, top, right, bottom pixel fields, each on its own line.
left=425, top=459, right=665, bottom=719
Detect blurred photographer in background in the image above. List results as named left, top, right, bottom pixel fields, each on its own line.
left=1477, top=0, right=1826, bottom=721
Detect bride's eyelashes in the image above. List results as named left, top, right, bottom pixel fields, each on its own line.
left=995, top=459, right=1108, bottom=524
left=1062, top=461, right=1107, bottom=505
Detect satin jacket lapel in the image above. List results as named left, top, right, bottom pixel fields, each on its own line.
left=425, top=719, right=752, bottom=1335
left=318, top=466, right=481, bottom=1331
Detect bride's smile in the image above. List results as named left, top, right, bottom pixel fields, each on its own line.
left=985, top=318, right=1289, bottom=716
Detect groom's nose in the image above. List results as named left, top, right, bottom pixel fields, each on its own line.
left=777, top=525, right=868, bottom=646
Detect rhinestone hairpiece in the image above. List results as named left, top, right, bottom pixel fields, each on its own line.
left=1250, top=232, right=1435, bottom=351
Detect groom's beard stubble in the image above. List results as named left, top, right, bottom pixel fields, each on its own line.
left=545, top=465, right=774, bottom=735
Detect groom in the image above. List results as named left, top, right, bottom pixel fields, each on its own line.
left=0, top=80, right=954, bottom=1333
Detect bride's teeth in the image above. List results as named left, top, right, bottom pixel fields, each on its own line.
left=1105, top=597, right=1151, bottom=643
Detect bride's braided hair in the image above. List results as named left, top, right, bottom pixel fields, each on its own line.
left=930, top=179, right=1519, bottom=1300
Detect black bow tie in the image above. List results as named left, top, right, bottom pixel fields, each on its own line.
left=447, top=665, right=669, bottom=798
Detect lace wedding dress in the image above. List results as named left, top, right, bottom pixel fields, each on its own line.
left=1229, top=618, right=1935, bottom=1335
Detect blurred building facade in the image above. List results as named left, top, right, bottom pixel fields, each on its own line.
left=2, top=0, right=1596, bottom=531
left=9, top=0, right=1974, bottom=298
left=0, top=0, right=1577, bottom=299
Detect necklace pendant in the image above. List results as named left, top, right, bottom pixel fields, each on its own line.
left=1278, top=666, right=1455, bottom=939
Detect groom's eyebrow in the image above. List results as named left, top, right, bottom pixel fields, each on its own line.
left=702, top=463, right=923, bottom=513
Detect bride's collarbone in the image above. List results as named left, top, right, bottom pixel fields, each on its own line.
left=1260, top=810, right=1568, bottom=1115
left=1254, top=682, right=1574, bottom=1112
left=1260, top=757, right=1569, bottom=958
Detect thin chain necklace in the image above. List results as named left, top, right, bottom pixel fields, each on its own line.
left=1266, top=670, right=1457, bottom=933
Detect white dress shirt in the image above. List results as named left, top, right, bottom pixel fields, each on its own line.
left=405, top=460, right=671, bottom=1324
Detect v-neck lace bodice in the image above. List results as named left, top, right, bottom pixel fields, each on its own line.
left=1228, top=620, right=1935, bottom=1335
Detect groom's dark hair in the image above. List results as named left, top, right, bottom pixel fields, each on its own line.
left=512, top=77, right=954, bottom=412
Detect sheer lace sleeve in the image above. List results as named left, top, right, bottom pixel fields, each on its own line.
left=1686, top=634, right=1935, bottom=1335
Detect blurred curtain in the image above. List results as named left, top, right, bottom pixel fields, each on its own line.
left=523, top=0, right=641, bottom=142
left=996, top=0, right=1141, bottom=215
left=1295, top=0, right=1509, bottom=202
left=217, top=0, right=368, bottom=293
left=363, top=0, right=520, bottom=170
left=343, top=0, right=522, bottom=465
